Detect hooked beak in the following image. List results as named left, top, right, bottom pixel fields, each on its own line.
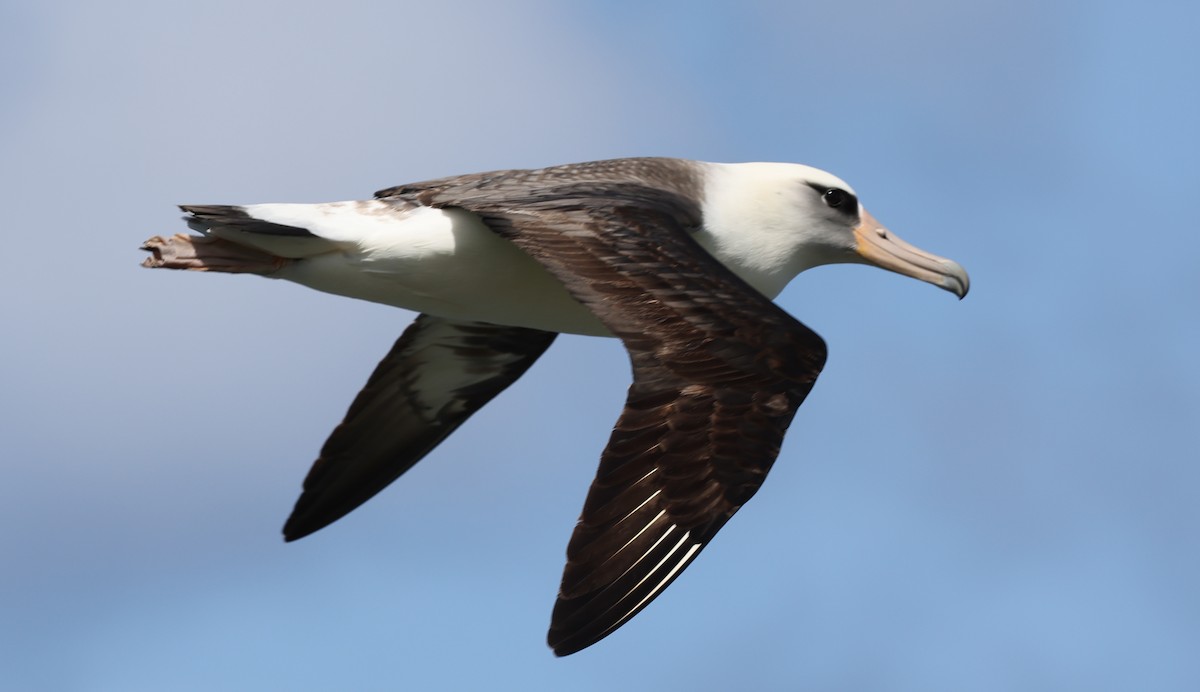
left=853, top=209, right=969, bottom=299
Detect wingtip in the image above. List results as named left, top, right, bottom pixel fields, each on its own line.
left=281, top=513, right=320, bottom=543
left=547, top=619, right=624, bottom=656
left=547, top=632, right=589, bottom=657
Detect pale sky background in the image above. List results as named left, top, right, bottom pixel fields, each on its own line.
left=2, top=1, right=1198, bottom=690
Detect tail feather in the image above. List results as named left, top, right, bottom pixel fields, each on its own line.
left=174, top=204, right=338, bottom=259
left=180, top=204, right=316, bottom=237
left=144, top=200, right=403, bottom=273
left=140, top=233, right=290, bottom=274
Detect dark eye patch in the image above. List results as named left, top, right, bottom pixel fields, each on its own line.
left=806, top=182, right=858, bottom=213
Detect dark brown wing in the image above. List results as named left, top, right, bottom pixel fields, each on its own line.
left=382, top=158, right=828, bottom=656
left=283, top=315, right=555, bottom=541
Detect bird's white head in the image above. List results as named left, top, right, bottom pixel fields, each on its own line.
left=697, top=161, right=969, bottom=300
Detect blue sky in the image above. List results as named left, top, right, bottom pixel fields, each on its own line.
left=2, top=1, right=1198, bottom=690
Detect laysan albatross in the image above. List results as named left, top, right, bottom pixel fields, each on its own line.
left=141, top=157, right=969, bottom=656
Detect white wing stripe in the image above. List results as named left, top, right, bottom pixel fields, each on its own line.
left=595, top=530, right=702, bottom=641
left=625, top=530, right=695, bottom=617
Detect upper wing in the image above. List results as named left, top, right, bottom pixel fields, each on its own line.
left=382, top=158, right=828, bottom=655
left=283, top=314, right=555, bottom=541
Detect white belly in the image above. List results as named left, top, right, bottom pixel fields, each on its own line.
left=274, top=206, right=611, bottom=336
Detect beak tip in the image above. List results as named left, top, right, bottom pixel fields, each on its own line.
left=940, top=260, right=970, bottom=300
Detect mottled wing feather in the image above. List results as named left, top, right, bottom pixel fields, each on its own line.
left=381, top=158, right=828, bottom=655
left=283, top=315, right=556, bottom=541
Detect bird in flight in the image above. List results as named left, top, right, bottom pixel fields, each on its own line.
left=141, top=157, right=968, bottom=656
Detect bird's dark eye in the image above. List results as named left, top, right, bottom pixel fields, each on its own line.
left=805, top=182, right=858, bottom=213
left=823, top=188, right=849, bottom=208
